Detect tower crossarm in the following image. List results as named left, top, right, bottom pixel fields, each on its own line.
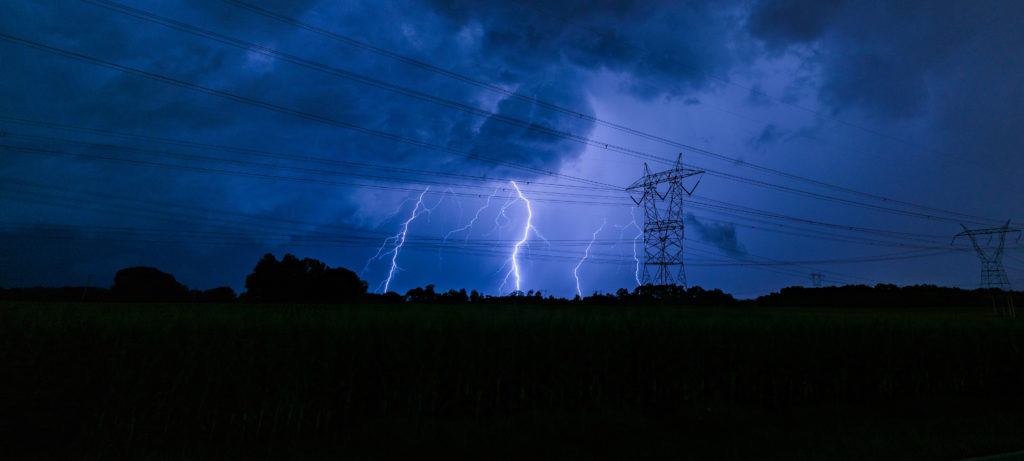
left=952, top=220, right=1020, bottom=290
left=953, top=224, right=990, bottom=262
left=951, top=220, right=1021, bottom=261
left=625, top=168, right=705, bottom=190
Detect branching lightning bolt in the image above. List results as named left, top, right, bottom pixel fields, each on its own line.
left=444, top=187, right=500, bottom=243
left=421, top=187, right=457, bottom=221
left=507, top=181, right=534, bottom=294
left=574, top=218, right=607, bottom=297
left=373, top=186, right=430, bottom=294
left=493, top=190, right=517, bottom=237
left=361, top=196, right=418, bottom=277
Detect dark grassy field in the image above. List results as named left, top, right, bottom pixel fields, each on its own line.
left=3, top=301, right=1023, bottom=459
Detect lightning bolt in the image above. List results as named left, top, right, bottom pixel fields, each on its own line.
left=574, top=218, right=607, bottom=297
left=435, top=187, right=499, bottom=267
left=444, top=187, right=500, bottom=243
left=421, top=187, right=458, bottom=221
left=630, top=207, right=642, bottom=286
left=361, top=195, right=419, bottom=277
left=493, top=190, right=518, bottom=237
left=507, top=181, right=534, bottom=294
left=376, top=186, right=430, bottom=293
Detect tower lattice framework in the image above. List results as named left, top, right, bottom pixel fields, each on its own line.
left=626, top=154, right=704, bottom=287
left=952, top=220, right=1021, bottom=290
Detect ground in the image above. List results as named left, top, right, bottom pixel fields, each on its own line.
left=3, top=301, right=1022, bottom=459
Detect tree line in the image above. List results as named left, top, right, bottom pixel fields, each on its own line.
left=0, top=252, right=1019, bottom=308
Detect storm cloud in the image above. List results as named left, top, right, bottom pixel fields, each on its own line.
left=1, top=0, right=1022, bottom=296
left=685, top=213, right=746, bottom=257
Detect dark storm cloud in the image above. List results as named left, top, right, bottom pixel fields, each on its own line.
left=425, top=0, right=745, bottom=98
left=685, top=213, right=745, bottom=257
left=746, top=0, right=845, bottom=48
left=746, top=1, right=1019, bottom=118
left=7, top=0, right=718, bottom=289
left=749, top=124, right=787, bottom=152
left=745, top=0, right=1024, bottom=166
left=12, top=0, right=1017, bottom=295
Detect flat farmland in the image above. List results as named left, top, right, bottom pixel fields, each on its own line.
left=3, top=302, right=1023, bottom=459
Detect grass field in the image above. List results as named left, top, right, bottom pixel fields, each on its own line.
left=3, top=301, right=1023, bottom=459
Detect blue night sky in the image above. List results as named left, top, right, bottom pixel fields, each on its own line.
left=2, top=0, right=1023, bottom=298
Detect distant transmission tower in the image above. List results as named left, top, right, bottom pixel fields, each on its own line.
left=810, top=272, right=824, bottom=288
left=952, top=220, right=1021, bottom=290
left=626, top=154, right=704, bottom=287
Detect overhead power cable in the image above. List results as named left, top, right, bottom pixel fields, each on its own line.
left=2, top=137, right=971, bottom=251
left=3, top=129, right=969, bottom=251
left=0, top=118, right=615, bottom=192
left=1, top=131, right=622, bottom=195
left=0, top=32, right=614, bottom=191
left=0, top=216, right=963, bottom=269
left=0, top=144, right=631, bottom=207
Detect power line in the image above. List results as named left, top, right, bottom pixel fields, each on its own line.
left=1, top=131, right=624, bottom=197
left=4, top=130, right=975, bottom=253
left=0, top=143, right=630, bottom=206
left=0, top=32, right=614, bottom=191
left=3, top=137, right=973, bottom=253
left=0, top=120, right=617, bottom=192
left=0, top=219, right=962, bottom=269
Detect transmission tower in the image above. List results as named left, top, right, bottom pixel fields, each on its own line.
left=810, top=272, right=824, bottom=288
left=626, top=153, right=704, bottom=287
left=951, top=220, right=1021, bottom=290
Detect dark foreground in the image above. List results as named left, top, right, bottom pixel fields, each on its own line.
left=3, top=302, right=1023, bottom=459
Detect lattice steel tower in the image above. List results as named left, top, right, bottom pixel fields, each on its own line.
left=626, top=154, right=704, bottom=287
left=952, top=220, right=1021, bottom=290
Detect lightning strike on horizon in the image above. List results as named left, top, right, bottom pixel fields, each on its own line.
left=380, top=186, right=430, bottom=293
left=630, top=207, right=642, bottom=286
left=574, top=218, right=607, bottom=297
left=508, top=181, right=534, bottom=294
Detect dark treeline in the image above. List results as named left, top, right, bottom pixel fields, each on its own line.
left=0, top=252, right=1019, bottom=308
left=754, top=284, right=1022, bottom=308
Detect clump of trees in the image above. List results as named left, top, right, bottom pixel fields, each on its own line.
left=5, top=252, right=1021, bottom=309
left=111, top=267, right=190, bottom=302
left=242, top=253, right=367, bottom=303
left=755, top=284, right=1021, bottom=308
left=109, top=266, right=237, bottom=303
left=390, top=284, right=737, bottom=307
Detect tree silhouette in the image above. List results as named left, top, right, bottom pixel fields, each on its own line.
left=199, top=286, right=236, bottom=303
left=111, top=266, right=189, bottom=302
left=244, top=253, right=367, bottom=303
